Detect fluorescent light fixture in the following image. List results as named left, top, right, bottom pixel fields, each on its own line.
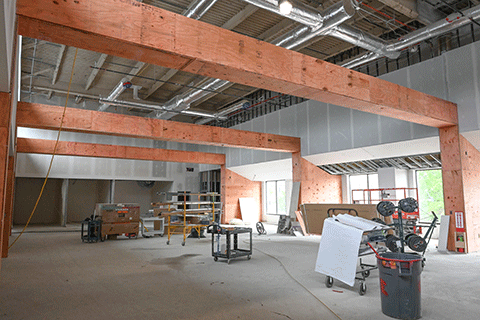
left=279, top=0, right=293, bottom=15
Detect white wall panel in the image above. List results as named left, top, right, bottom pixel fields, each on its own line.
left=445, top=44, right=479, bottom=131
left=307, top=100, right=329, bottom=154
left=352, top=110, right=380, bottom=148
left=328, top=105, right=352, bottom=152
left=295, top=101, right=309, bottom=156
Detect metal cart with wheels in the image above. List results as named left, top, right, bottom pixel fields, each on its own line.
left=81, top=220, right=103, bottom=243
left=324, top=244, right=387, bottom=295
left=210, top=225, right=252, bottom=264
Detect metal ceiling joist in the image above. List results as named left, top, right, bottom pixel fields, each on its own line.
left=51, top=44, right=66, bottom=85
left=85, top=53, right=108, bottom=90
left=320, top=153, right=442, bottom=175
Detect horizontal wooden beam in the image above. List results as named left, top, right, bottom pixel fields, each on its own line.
left=16, top=103, right=300, bottom=152
left=16, top=0, right=458, bottom=128
left=17, top=138, right=226, bottom=165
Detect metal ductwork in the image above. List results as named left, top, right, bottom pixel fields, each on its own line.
left=272, top=0, right=357, bottom=49
left=241, top=0, right=324, bottom=29
left=196, top=100, right=250, bottom=125
left=157, top=78, right=232, bottom=120
left=342, top=4, right=480, bottom=68
left=98, top=78, right=130, bottom=111
left=329, top=25, right=401, bottom=60
left=185, top=0, right=219, bottom=19
left=341, top=52, right=380, bottom=69
left=388, top=5, right=480, bottom=51
left=99, top=99, right=226, bottom=119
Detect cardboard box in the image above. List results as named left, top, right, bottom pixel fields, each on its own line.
left=299, top=203, right=378, bottom=235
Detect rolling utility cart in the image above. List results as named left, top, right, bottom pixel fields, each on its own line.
left=210, top=225, right=252, bottom=264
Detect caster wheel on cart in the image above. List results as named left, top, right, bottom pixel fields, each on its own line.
left=160, top=234, right=164, bottom=237
left=100, top=236, right=106, bottom=242
left=362, top=270, right=370, bottom=278
left=181, top=241, right=185, bottom=246
left=359, top=282, right=367, bottom=295
left=247, top=255, right=251, bottom=260
left=227, top=259, right=231, bottom=265
left=166, top=241, right=170, bottom=245
left=325, top=276, right=334, bottom=288
left=214, top=257, right=218, bottom=262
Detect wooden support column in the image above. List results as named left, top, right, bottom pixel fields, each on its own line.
left=0, top=92, right=13, bottom=265
left=458, top=135, right=480, bottom=252
left=2, top=157, right=15, bottom=258
left=292, top=151, right=302, bottom=205
left=439, top=126, right=466, bottom=251
left=220, top=164, right=226, bottom=224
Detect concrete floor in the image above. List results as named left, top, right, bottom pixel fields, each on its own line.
left=1, top=225, right=479, bottom=320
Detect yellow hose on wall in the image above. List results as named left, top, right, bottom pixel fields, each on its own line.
left=9, top=48, right=79, bottom=249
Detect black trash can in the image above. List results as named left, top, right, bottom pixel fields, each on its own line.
left=377, top=252, right=423, bottom=320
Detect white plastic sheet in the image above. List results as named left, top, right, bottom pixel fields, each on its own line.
left=315, top=218, right=364, bottom=287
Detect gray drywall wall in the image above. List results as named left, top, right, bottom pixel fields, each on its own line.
left=66, top=179, right=103, bottom=222
left=13, top=178, right=63, bottom=225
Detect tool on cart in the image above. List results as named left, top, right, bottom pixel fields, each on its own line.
left=377, top=198, right=437, bottom=256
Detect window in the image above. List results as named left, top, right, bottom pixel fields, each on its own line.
left=266, top=180, right=286, bottom=215
left=350, top=173, right=379, bottom=203
left=416, top=169, right=444, bottom=221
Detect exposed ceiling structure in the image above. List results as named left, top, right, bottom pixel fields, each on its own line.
left=319, top=153, right=442, bottom=174
left=19, top=0, right=480, bottom=128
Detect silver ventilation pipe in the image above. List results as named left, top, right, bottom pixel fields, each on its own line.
left=341, top=52, right=380, bottom=69
left=185, top=0, right=219, bottom=19
left=241, top=0, right=324, bottom=29
left=341, top=4, right=480, bottom=68
left=388, top=5, right=480, bottom=51
left=196, top=100, right=250, bottom=125
left=98, top=78, right=130, bottom=111
left=329, top=25, right=400, bottom=59
left=99, top=99, right=226, bottom=119
left=272, top=0, right=357, bottom=50
left=157, top=78, right=232, bottom=120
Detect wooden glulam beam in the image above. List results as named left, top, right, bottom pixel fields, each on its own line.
left=16, top=0, right=458, bottom=128
left=16, top=103, right=300, bottom=152
left=17, top=138, right=226, bottom=165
